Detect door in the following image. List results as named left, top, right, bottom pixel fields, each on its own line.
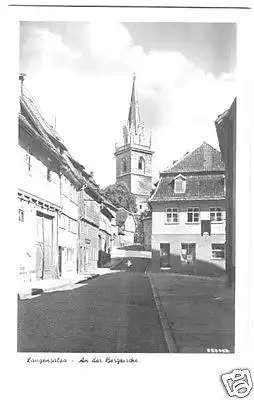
left=36, top=214, right=44, bottom=279
left=181, top=243, right=196, bottom=264
left=36, top=212, right=53, bottom=280
left=43, top=215, right=53, bottom=279
left=58, top=246, right=63, bottom=276
left=160, top=243, right=170, bottom=267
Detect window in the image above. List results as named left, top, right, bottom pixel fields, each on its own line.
left=201, top=220, right=211, bottom=236
left=166, top=208, right=179, bottom=223
left=84, top=223, right=89, bottom=235
left=59, top=214, right=67, bottom=230
left=47, top=168, right=51, bottom=182
left=18, top=209, right=24, bottom=223
left=62, top=177, right=69, bottom=196
left=67, top=247, right=75, bottom=262
left=139, top=204, right=142, bottom=210
left=187, top=207, right=199, bottom=223
left=174, top=179, right=184, bottom=193
left=211, top=243, right=225, bottom=259
left=210, top=207, right=222, bottom=222
left=122, top=158, right=127, bottom=174
left=68, top=218, right=77, bottom=234
left=174, top=175, right=186, bottom=194
left=181, top=243, right=196, bottom=264
left=138, top=157, right=145, bottom=172
left=26, top=150, right=31, bottom=173
left=70, top=185, right=77, bottom=202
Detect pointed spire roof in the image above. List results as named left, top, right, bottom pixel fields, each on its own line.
left=128, top=73, right=141, bottom=132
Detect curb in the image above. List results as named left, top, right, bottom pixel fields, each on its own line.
left=18, top=273, right=100, bottom=300
left=161, top=272, right=225, bottom=282
left=147, top=272, right=178, bottom=353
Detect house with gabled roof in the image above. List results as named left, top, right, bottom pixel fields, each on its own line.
left=149, top=142, right=226, bottom=274
left=18, top=79, right=84, bottom=282
left=116, top=208, right=136, bottom=247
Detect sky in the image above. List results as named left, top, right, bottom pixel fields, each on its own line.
left=19, top=21, right=236, bottom=188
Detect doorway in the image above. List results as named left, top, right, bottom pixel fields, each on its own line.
left=58, top=246, right=63, bottom=277
left=36, top=211, right=54, bottom=280
left=160, top=243, right=170, bottom=268
left=181, top=243, right=196, bottom=264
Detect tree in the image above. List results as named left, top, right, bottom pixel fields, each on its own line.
left=103, top=182, right=137, bottom=213
left=134, top=209, right=152, bottom=244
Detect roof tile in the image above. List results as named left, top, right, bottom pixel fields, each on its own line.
left=163, top=142, right=224, bottom=174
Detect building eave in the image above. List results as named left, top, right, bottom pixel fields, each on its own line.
left=150, top=196, right=225, bottom=203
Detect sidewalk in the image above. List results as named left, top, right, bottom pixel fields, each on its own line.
left=149, top=272, right=235, bottom=353
left=18, top=258, right=123, bottom=299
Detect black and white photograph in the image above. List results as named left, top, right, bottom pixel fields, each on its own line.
left=17, top=19, right=236, bottom=354
left=2, top=2, right=253, bottom=400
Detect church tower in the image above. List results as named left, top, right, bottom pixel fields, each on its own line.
left=114, top=74, right=154, bottom=213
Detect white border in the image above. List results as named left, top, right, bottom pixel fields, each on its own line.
left=1, top=3, right=253, bottom=400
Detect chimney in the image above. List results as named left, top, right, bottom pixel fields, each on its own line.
left=19, top=73, right=26, bottom=95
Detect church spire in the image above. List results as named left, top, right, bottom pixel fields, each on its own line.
left=128, top=73, right=141, bottom=133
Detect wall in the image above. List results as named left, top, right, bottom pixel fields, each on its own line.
left=130, top=174, right=153, bottom=198
left=18, top=200, right=37, bottom=283
left=79, top=223, right=98, bottom=272
left=115, top=145, right=153, bottom=201
left=143, top=218, right=152, bottom=250
left=18, top=126, right=60, bottom=282
left=216, top=99, right=236, bottom=287
left=100, top=213, right=112, bottom=237
left=123, top=231, right=135, bottom=246
left=110, top=217, right=118, bottom=253
left=81, top=191, right=100, bottom=227
left=78, top=189, right=100, bottom=271
left=130, top=149, right=152, bottom=176
left=152, top=200, right=225, bottom=235
left=58, top=175, right=79, bottom=277
left=151, top=199, right=226, bottom=272
left=152, top=233, right=225, bottom=269
left=116, top=149, right=132, bottom=178
left=18, top=127, right=61, bottom=207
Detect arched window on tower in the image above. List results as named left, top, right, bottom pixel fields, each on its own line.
left=122, top=158, right=127, bottom=174
left=138, top=156, right=145, bottom=173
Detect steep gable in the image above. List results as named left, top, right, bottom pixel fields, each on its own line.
left=162, top=142, right=225, bottom=174
left=149, top=142, right=225, bottom=203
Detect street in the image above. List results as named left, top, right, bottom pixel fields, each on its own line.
left=18, top=258, right=168, bottom=353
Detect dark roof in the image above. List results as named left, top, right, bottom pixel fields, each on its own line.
left=162, top=142, right=225, bottom=174
left=150, top=174, right=225, bottom=202
left=21, top=89, right=67, bottom=150
left=19, top=113, right=62, bottom=161
left=215, top=98, right=236, bottom=160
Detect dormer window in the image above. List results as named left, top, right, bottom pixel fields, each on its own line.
left=173, top=174, right=186, bottom=194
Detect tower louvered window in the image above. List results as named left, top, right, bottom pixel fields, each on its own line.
left=122, top=158, right=127, bottom=174
left=138, top=157, right=145, bottom=172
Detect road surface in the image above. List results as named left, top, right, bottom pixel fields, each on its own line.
left=18, top=259, right=168, bottom=353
